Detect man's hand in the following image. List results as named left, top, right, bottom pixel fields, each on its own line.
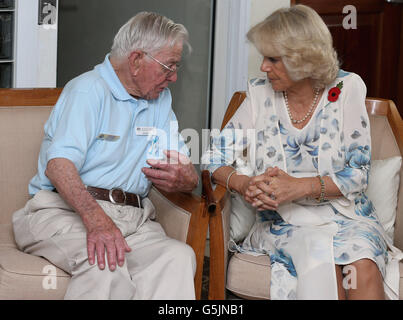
left=141, top=150, right=198, bottom=193
left=86, top=211, right=131, bottom=271
left=46, top=158, right=131, bottom=271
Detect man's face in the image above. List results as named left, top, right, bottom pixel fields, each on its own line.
left=134, top=43, right=183, bottom=100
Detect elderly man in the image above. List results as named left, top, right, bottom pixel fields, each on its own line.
left=12, top=12, right=199, bottom=300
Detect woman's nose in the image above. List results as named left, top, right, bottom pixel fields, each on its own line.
left=260, top=58, right=272, bottom=72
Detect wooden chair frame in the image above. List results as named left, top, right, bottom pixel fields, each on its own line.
left=202, top=91, right=403, bottom=299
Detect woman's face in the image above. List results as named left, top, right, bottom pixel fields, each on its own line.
left=260, top=56, right=295, bottom=92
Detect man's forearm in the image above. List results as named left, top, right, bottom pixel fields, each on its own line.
left=45, top=158, right=130, bottom=270
left=45, top=158, right=109, bottom=231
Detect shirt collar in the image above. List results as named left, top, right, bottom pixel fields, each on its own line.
left=96, top=54, right=138, bottom=103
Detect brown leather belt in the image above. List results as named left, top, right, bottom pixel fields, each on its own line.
left=86, top=186, right=142, bottom=208
left=54, top=186, right=142, bottom=208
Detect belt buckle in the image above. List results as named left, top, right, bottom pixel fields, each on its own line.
left=109, top=188, right=127, bottom=205
left=137, top=194, right=142, bottom=209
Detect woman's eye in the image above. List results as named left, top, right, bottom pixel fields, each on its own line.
left=267, top=57, right=278, bottom=63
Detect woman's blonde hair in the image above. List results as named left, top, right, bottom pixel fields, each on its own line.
left=247, top=5, right=339, bottom=88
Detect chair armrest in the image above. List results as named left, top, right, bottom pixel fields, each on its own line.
left=202, top=170, right=217, bottom=213
left=201, top=171, right=228, bottom=299
left=148, top=186, right=209, bottom=300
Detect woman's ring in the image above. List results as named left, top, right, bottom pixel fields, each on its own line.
left=270, top=192, right=276, bottom=200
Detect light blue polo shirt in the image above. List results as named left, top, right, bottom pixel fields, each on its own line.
left=29, top=54, right=188, bottom=197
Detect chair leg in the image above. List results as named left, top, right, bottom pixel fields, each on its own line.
left=186, top=201, right=209, bottom=300
left=208, top=207, right=226, bottom=299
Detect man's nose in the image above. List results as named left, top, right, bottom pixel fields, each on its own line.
left=167, top=71, right=178, bottom=82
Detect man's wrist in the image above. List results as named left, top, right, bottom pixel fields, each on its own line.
left=80, top=205, right=110, bottom=231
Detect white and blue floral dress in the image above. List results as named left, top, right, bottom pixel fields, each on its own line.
left=201, top=71, right=401, bottom=299
left=240, top=84, right=388, bottom=299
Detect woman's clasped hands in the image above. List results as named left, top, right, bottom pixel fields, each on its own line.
left=242, top=167, right=308, bottom=211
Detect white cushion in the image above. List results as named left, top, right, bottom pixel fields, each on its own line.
left=366, top=156, right=402, bottom=239
left=230, top=160, right=256, bottom=243
left=230, top=193, right=255, bottom=243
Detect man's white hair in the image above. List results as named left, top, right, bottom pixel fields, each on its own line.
left=110, top=11, right=191, bottom=59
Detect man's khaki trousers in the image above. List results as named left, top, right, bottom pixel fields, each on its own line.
left=12, top=190, right=196, bottom=300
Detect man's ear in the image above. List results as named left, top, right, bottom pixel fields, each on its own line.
left=128, top=50, right=144, bottom=75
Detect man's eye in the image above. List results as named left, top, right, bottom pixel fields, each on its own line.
left=169, top=63, right=181, bottom=69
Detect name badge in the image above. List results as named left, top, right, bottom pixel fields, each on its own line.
left=96, top=133, right=120, bottom=141
left=136, top=127, right=156, bottom=136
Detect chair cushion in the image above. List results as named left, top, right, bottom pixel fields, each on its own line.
left=369, top=115, right=401, bottom=160
left=148, top=187, right=190, bottom=243
left=0, top=106, right=53, bottom=224
left=226, top=252, right=403, bottom=300
left=0, top=224, right=69, bottom=300
left=366, top=157, right=402, bottom=239
left=226, top=253, right=271, bottom=300
left=0, top=223, right=16, bottom=247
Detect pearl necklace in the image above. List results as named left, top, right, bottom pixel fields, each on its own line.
left=283, top=88, right=320, bottom=124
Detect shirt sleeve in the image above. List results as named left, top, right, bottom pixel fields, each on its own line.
left=45, top=89, right=99, bottom=172
left=329, top=74, right=371, bottom=200
left=201, top=87, right=256, bottom=174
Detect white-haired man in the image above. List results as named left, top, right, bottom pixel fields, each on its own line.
left=12, top=12, right=198, bottom=300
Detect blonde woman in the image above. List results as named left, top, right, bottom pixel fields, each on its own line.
left=201, top=5, right=401, bottom=300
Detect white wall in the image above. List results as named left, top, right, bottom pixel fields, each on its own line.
left=248, top=0, right=290, bottom=79
left=210, top=0, right=290, bottom=129
left=210, top=0, right=251, bottom=129
left=14, top=0, right=58, bottom=88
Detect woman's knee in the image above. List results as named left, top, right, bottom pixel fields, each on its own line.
left=344, top=259, right=385, bottom=299
left=349, top=259, right=381, bottom=284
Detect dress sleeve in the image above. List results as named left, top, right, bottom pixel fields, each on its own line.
left=201, top=88, right=256, bottom=174
left=329, top=74, right=371, bottom=200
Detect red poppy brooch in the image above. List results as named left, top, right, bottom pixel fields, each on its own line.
left=327, top=81, right=343, bottom=102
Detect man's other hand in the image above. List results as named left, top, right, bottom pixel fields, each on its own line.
left=142, top=150, right=198, bottom=193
